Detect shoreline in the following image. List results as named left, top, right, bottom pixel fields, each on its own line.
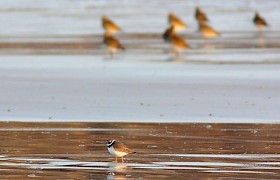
left=0, top=118, right=280, bottom=124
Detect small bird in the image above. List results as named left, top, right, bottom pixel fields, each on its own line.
left=102, top=16, right=122, bottom=34
left=163, top=26, right=191, bottom=55
left=106, top=140, right=136, bottom=163
left=103, top=32, right=125, bottom=58
left=195, top=7, right=209, bottom=22
left=253, top=12, right=268, bottom=30
left=168, top=13, right=188, bottom=32
left=198, top=21, right=220, bottom=38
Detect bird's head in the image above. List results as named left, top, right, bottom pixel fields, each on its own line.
left=106, top=139, right=115, bottom=147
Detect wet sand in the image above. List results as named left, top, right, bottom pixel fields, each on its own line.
left=1, top=122, right=280, bottom=179
left=1, top=56, right=280, bottom=123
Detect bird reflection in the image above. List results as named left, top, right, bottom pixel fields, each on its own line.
left=106, top=162, right=128, bottom=180
left=256, top=34, right=265, bottom=48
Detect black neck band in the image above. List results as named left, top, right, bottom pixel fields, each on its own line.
left=108, top=141, right=115, bottom=148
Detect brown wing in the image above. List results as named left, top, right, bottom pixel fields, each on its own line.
left=254, top=14, right=268, bottom=26
left=104, top=36, right=125, bottom=50
left=199, top=21, right=220, bottom=35
left=205, top=25, right=220, bottom=35
left=168, top=13, right=187, bottom=27
left=171, top=34, right=191, bottom=49
left=195, top=7, right=208, bottom=22
left=102, top=16, right=122, bottom=32
left=105, top=20, right=121, bottom=31
left=197, top=12, right=208, bottom=22
left=113, top=141, right=134, bottom=153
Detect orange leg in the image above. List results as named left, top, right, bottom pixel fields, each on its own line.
left=115, top=156, right=118, bottom=163
left=122, top=156, right=124, bottom=163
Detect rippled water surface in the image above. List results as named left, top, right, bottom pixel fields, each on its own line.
left=1, top=122, right=280, bottom=179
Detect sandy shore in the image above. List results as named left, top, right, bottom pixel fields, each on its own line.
left=0, top=55, right=279, bottom=123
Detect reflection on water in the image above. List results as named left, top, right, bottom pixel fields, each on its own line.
left=256, top=33, right=265, bottom=48
left=0, top=122, right=280, bottom=179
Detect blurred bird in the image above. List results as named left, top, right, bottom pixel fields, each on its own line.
left=103, top=32, right=125, bottom=58
left=253, top=12, right=268, bottom=30
left=198, top=21, right=220, bottom=38
left=195, top=7, right=209, bottom=22
left=163, top=26, right=190, bottom=55
left=102, top=16, right=122, bottom=34
left=171, top=34, right=191, bottom=55
left=168, top=13, right=188, bottom=32
left=107, top=140, right=136, bottom=163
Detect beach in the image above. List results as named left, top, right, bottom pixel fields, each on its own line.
left=0, top=0, right=280, bottom=179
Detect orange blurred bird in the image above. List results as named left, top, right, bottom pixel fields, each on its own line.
left=253, top=12, right=268, bottom=30
left=103, top=32, right=125, bottom=58
left=168, top=13, right=188, bottom=32
left=195, top=7, right=209, bottom=22
left=163, top=26, right=190, bottom=55
left=198, top=21, right=220, bottom=38
left=102, top=16, right=122, bottom=34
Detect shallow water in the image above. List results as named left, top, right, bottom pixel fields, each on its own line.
left=1, top=122, right=280, bottom=179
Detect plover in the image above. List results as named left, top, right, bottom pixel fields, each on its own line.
left=106, top=140, right=136, bottom=163
left=198, top=20, right=220, bottom=38
left=168, top=13, right=188, bottom=32
left=253, top=12, right=268, bottom=30
left=195, top=7, right=209, bottom=22
left=102, top=16, right=122, bottom=34
left=103, top=32, right=125, bottom=58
